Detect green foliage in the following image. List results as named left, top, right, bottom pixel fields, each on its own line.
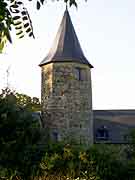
left=0, top=0, right=34, bottom=52
left=0, top=0, right=79, bottom=53
left=34, top=143, right=135, bottom=180
left=15, top=92, right=41, bottom=112
left=1, top=88, right=135, bottom=179
left=0, top=88, right=42, bottom=179
left=1, top=88, right=41, bottom=111
left=1, top=135, right=135, bottom=180
left=0, top=0, right=12, bottom=52
left=86, top=145, right=126, bottom=180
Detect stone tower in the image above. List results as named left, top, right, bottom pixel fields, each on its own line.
left=39, top=9, right=93, bottom=145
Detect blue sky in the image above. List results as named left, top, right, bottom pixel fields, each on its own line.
left=0, top=0, right=135, bottom=109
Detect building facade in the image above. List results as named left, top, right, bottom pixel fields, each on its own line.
left=39, top=9, right=93, bottom=145
left=94, top=110, right=135, bottom=144
left=39, top=9, right=135, bottom=145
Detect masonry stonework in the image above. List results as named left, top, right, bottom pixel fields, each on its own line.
left=41, top=62, right=93, bottom=145
left=40, top=9, right=94, bottom=145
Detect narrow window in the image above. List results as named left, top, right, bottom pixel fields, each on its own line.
left=52, top=132, right=58, bottom=141
left=75, top=67, right=81, bottom=80
left=75, top=68, right=87, bottom=81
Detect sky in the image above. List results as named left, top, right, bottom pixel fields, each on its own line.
left=0, top=0, right=135, bottom=109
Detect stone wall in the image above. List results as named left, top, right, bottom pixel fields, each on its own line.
left=41, top=62, right=93, bottom=145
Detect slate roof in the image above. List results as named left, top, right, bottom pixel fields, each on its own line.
left=94, top=110, right=135, bottom=117
left=93, top=110, right=135, bottom=144
left=39, top=9, right=93, bottom=68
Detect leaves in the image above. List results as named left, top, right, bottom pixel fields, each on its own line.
left=37, top=1, right=41, bottom=10
left=35, top=0, right=78, bottom=10
left=0, top=0, right=35, bottom=52
left=13, top=16, right=20, bottom=20
left=21, top=11, right=27, bottom=15
left=4, top=26, right=12, bottom=43
left=0, top=0, right=79, bottom=53
left=69, top=0, right=77, bottom=7
left=40, top=0, right=44, bottom=5
left=24, top=22, right=29, bottom=28
left=15, top=25, right=22, bottom=30
left=0, top=88, right=42, bottom=179
left=10, top=1, right=35, bottom=39
left=0, top=22, right=12, bottom=53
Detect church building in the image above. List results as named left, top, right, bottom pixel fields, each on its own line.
left=39, top=8, right=135, bottom=145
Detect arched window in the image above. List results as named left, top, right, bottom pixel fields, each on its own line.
left=96, top=126, right=109, bottom=140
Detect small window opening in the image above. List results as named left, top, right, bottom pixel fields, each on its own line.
left=75, top=68, right=87, bottom=81
left=96, top=126, right=109, bottom=140
left=75, top=67, right=81, bottom=81
left=52, top=132, right=58, bottom=141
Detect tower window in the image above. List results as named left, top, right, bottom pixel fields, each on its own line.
left=75, top=67, right=81, bottom=80
left=75, top=67, right=87, bottom=81
left=52, top=132, right=59, bottom=141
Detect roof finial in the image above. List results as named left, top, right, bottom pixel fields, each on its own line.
left=66, top=3, right=68, bottom=11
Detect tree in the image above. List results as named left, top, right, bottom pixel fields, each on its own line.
left=15, top=92, right=41, bottom=111
left=0, top=88, right=42, bottom=179
left=0, top=0, right=78, bottom=53
left=1, top=88, right=41, bottom=111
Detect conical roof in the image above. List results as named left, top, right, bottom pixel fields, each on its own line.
left=39, top=9, right=93, bottom=68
